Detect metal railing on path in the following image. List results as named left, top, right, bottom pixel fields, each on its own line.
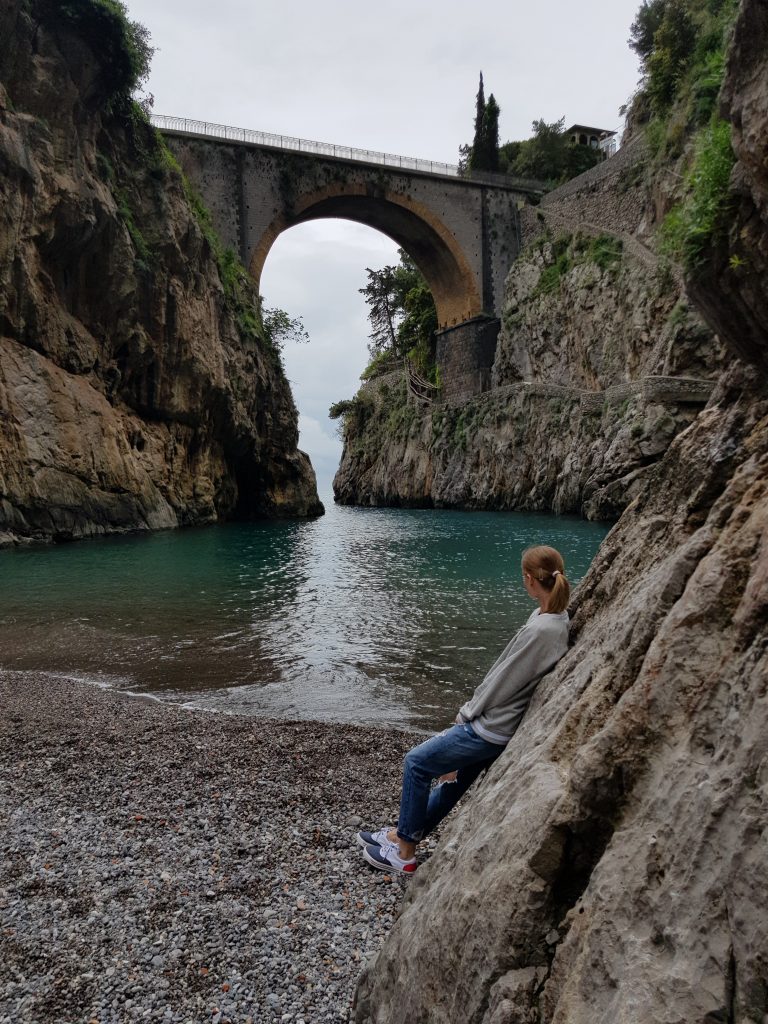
left=360, top=361, right=713, bottom=412
left=151, top=114, right=544, bottom=191
left=466, top=375, right=715, bottom=411
left=406, top=359, right=440, bottom=404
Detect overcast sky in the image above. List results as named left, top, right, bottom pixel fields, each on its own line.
left=126, top=0, right=643, bottom=497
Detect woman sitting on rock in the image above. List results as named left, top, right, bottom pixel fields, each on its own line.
left=358, top=545, right=571, bottom=875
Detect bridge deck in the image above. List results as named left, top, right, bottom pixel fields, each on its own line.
left=151, top=114, right=544, bottom=195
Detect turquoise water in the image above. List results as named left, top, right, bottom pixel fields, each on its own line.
left=0, top=503, right=609, bottom=731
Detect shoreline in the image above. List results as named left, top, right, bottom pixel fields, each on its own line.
left=3, top=670, right=433, bottom=732
left=0, top=670, right=430, bottom=1024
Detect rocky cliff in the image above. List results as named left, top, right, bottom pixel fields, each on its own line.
left=334, top=230, right=722, bottom=518
left=0, top=0, right=322, bottom=545
left=355, top=1, right=768, bottom=1021
left=333, top=79, right=726, bottom=521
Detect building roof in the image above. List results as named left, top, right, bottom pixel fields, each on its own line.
left=564, top=124, right=617, bottom=138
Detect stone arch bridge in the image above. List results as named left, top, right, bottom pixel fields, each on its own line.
left=154, top=115, right=543, bottom=393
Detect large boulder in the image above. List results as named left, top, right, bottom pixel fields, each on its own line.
left=354, top=0, right=768, bottom=1019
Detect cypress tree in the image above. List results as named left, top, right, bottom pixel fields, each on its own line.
left=468, top=72, right=501, bottom=173
left=473, top=71, right=485, bottom=144
left=482, top=94, right=501, bottom=173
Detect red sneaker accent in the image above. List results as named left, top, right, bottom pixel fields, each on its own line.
left=403, top=862, right=417, bottom=872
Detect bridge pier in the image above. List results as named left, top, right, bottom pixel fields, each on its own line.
left=436, top=316, right=500, bottom=405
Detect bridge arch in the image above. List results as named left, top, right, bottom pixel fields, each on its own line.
left=250, top=184, right=483, bottom=329
left=157, top=121, right=538, bottom=383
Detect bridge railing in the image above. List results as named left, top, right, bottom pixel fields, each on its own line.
left=151, top=114, right=544, bottom=191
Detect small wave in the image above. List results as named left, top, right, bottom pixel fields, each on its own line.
left=10, top=668, right=135, bottom=691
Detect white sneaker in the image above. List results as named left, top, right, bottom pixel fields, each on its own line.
left=355, top=827, right=391, bottom=850
left=362, top=837, right=417, bottom=875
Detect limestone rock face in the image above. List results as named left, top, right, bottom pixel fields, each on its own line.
left=0, top=1, right=322, bottom=545
left=356, top=362, right=768, bottom=1024
left=333, top=237, right=722, bottom=520
left=492, top=241, right=718, bottom=389
left=354, top=1, right=768, bottom=1019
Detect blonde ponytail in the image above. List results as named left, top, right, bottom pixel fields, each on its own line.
left=522, top=546, right=570, bottom=613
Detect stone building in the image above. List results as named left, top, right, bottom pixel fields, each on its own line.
left=565, top=123, right=618, bottom=157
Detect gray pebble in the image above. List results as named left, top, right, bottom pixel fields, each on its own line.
left=0, top=672, right=423, bottom=1024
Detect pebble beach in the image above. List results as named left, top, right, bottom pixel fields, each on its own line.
left=0, top=671, right=433, bottom=1024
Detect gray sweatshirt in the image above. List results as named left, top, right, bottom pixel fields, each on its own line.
left=457, top=608, right=569, bottom=744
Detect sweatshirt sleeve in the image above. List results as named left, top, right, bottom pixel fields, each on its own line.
left=457, top=625, right=549, bottom=723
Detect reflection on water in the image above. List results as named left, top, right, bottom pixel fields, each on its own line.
left=0, top=504, right=609, bottom=731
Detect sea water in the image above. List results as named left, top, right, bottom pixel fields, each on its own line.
left=0, top=502, right=609, bottom=731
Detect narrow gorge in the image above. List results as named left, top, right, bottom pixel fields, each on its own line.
left=1, top=0, right=766, bottom=1021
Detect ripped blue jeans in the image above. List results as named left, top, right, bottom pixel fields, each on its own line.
left=396, top=722, right=505, bottom=844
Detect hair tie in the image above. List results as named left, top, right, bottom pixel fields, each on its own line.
left=552, top=570, right=562, bottom=578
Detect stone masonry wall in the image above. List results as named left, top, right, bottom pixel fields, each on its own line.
left=436, top=317, right=501, bottom=406
left=520, top=135, right=653, bottom=265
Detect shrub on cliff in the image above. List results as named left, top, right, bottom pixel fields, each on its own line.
left=629, top=0, right=739, bottom=271
left=530, top=233, right=624, bottom=298
left=328, top=393, right=377, bottom=444
left=329, top=399, right=356, bottom=421
left=661, top=115, right=734, bottom=268
left=38, top=0, right=153, bottom=108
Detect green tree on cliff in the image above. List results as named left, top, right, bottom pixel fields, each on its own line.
left=645, top=0, right=697, bottom=112
left=460, top=81, right=598, bottom=183
left=478, top=94, right=501, bottom=173
left=628, top=0, right=668, bottom=62
left=504, top=118, right=565, bottom=179
left=500, top=118, right=601, bottom=184
left=358, top=264, right=400, bottom=355
left=473, top=72, right=486, bottom=150
left=262, top=306, right=309, bottom=353
left=359, top=251, right=437, bottom=375
left=629, top=0, right=736, bottom=121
